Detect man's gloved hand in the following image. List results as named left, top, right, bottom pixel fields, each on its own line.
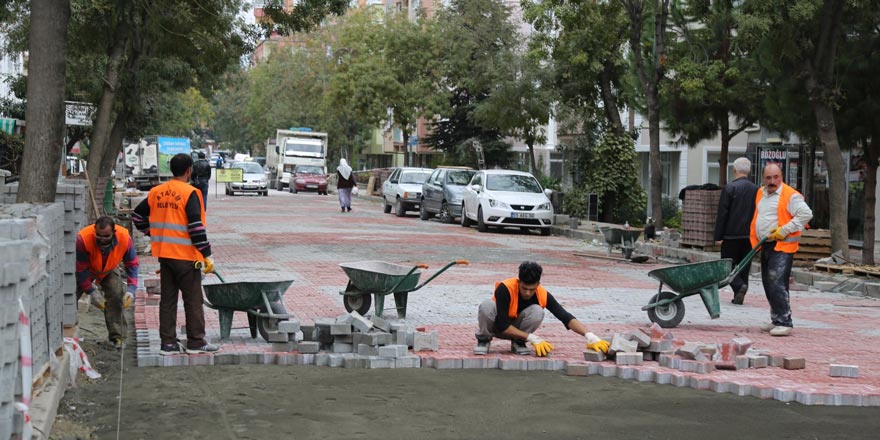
left=526, top=333, right=554, bottom=357
left=123, top=285, right=136, bottom=309
left=769, top=226, right=787, bottom=241
left=202, top=257, right=215, bottom=274
left=89, top=285, right=106, bottom=310
left=585, top=332, right=610, bottom=353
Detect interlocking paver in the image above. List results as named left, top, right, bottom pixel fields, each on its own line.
left=131, top=189, right=880, bottom=406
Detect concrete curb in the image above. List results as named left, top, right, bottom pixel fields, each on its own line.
left=29, top=350, right=71, bottom=440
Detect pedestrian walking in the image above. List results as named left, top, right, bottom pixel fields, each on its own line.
left=750, top=163, right=812, bottom=337
left=714, top=157, right=759, bottom=305
left=133, top=153, right=219, bottom=354
left=192, top=152, right=211, bottom=210
left=473, top=261, right=610, bottom=357
left=75, top=216, right=139, bottom=350
left=336, top=158, right=357, bottom=212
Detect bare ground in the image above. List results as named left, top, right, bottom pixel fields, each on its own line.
left=50, top=306, right=880, bottom=440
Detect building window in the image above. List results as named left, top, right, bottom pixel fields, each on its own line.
left=707, top=151, right=735, bottom=185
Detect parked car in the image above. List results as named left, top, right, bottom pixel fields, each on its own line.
left=225, top=161, right=269, bottom=196
left=420, top=167, right=475, bottom=223
left=382, top=167, right=433, bottom=217
left=249, top=156, right=267, bottom=167
left=289, top=164, right=328, bottom=195
left=460, top=169, right=554, bottom=235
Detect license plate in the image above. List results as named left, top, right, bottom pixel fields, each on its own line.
left=244, top=185, right=257, bottom=190
left=306, top=184, right=318, bottom=189
left=511, top=212, right=535, bottom=219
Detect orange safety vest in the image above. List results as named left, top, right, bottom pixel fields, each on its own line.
left=78, top=224, right=131, bottom=282
left=750, top=183, right=802, bottom=254
left=147, top=179, right=206, bottom=262
left=493, top=278, right=548, bottom=319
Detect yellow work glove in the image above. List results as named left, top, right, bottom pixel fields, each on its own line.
left=88, top=285, right=106, bottom=310
left=769, top=226, right=787, bottom=241
left=526, top=333, right=554, bottom=357
left=202, top=257, right=215, bottom=274
left=585, top=332, right=610, bottom=354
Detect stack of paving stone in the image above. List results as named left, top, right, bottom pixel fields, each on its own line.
left=583, top=322, right=674, bottom=365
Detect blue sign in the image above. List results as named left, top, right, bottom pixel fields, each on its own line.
left=288, top=127, right=313, bottom=132
left=157, top=137, right=191, bottom=155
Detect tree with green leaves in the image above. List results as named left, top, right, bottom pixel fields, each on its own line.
left=663, top=0, right=765, bottom=185
left=15, top=0, right=70, bottom=203
left=577, top=132, right=647, bottom=223
left=329, top=10, right=446, bottom=167
left=620, top=0, right=671, bottom=227
left=740, top=0, right=856, bottom=255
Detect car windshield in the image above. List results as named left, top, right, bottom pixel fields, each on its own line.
left=234, top=163, right=264, bottom=174
left=296, top=166, right=323, bottom=174
left=485, top=174, right=542, bottom=193
left=447, top=170, right=475, bottom=185
left=400, top=171, right=432, bottom=184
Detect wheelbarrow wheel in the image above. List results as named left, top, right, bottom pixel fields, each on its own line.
left=343, top=293, right=371, bottom=316
left=647, top=291, right=685, bottom=328
left=257, top=301, right=289, bottom=342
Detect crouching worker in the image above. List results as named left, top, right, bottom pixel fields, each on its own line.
left=474, top=261, right=609, bottom=357
left=76, top=216, right=139, bottom=350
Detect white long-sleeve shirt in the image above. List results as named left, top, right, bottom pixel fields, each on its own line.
left=754, top=185, right=813, bottom=240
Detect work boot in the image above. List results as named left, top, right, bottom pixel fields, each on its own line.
left=473, top=337, right=491, bottom=355
left=731, top=286, right=747, bottom=305
left=159, top=343, right=181, bottom=356
left=759, top=322, right=775, bottom=332
left=769, top=326, right=792, bottom=337
left=113, top=338, right=124, bottom=351
left=510, top=340, right=530, bottom=356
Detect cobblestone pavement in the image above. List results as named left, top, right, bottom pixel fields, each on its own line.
left=133, top=187, right=880, bottom=406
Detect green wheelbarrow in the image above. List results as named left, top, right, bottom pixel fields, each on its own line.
left=599, top=226, right=643, bottom=260
left=641, top=238, right=767, bottom=328
left=202, top=272, right=296, bottom=342
left=339, top=260, right=469, bottom=318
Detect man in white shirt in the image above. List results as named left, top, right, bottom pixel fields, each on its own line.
left=749, top=163, right=813, bottom=336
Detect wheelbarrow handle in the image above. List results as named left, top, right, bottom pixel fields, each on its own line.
left=721, top=237, right=767, bottom=286
left=415, top=263, right=429, bottom=269
left=155, top=268, right=227, bottom=283
left=455, top=260, right=470, bottom=265
left=410, top=260, right=467, bottom=291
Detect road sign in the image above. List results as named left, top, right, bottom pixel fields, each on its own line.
left=216, top=168, right=243, bottom=183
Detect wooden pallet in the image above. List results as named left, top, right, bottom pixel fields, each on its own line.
left=812, top=263, right=855, bottom=274
left=679, top=241, right=720, bottom=252
left=850, top=266, right=880, bottom=278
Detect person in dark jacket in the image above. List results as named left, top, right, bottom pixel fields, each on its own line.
left=714, top=157, right=759, bottom=305
left=336, top=158, right=357, bottom=212
left=191, top=152, right=212, bottom=210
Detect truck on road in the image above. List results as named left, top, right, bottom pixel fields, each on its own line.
left=267, top=128, right=328, bottom=190
left=124, top=135, right=191, bottom=190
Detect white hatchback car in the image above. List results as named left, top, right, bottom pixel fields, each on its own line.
left=382, top=167, right=433, bottom=217
left=460, top=169, right=554, bottom=235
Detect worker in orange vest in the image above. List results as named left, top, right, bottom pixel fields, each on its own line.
left=75, top=216, right=139, bottom=350
left=473, top=261, right=610, bottom=356
left=133, top=153, right=219, bottom=355
left=750, top=163, right=813, bottom=337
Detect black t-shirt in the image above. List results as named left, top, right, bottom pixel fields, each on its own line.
left=192, top=159, right=211, bottom=184
left=492, top=283, right=575, bottom=333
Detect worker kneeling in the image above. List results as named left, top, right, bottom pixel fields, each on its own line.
left=474, top=261, right=610, bottom=357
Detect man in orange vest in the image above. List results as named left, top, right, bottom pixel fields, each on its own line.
left=473, top=261, right=610, bottom=356
left=133, top=153, right=219, bottom=355
left=75, top=216, right=139, bottom=350
left=750, top=163, right=813, bottom=336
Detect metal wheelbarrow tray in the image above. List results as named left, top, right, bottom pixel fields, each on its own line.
left=203, top=279, right=295, bottom=342
left=339, top=260, right=468, bottom=318
left=599, top=226, right=643, bottom=259
left=640, top=238, right=767, bottom=328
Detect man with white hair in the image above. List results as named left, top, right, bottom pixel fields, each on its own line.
left=714, top=157, right=759, bottom=305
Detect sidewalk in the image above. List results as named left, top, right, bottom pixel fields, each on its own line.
left=132, top=189, right=880, bottom=406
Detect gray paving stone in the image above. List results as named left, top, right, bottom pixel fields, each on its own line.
left=434, top=358, right=462, bottom=369
left=615, top=352, right=643, bottom=365
left=566, top=364, right=589, bottom=376
left=332, top=342, right=353, bottom=353
left=298, top=341, right=320, bottom=354
left=829, top=364, right=859, bottom=378
left=583, top=350, right=605, bottom=362
left=395, top=356, right=421, bottom=368
left=278, top=320, right=301, bottom=334
left=271, top=342, right=294, bottom=352
left=366, top=356, right=395, bottom=369
left=349, top=311, right=373, bottom=333
left=330, top=323, right=352, bottom=335
left=378, top=345, right=408, bottom=358
left=357, top=344, right=379, bottom=356
left=413, top=330, right=439, bottom=352
left=628, top=330, right=651, bottom=348
left=747, top=355, right=769, bottom=369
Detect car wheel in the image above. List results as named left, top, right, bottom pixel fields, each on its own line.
left=395, top=198, right=406, bottom=217
left=439, top=202, right=454, bottom=224
left=477, top=207, right=488, bottom=232
left=419, top=202, right=432, bottom=221
left=383, top=198, right=392, bottom=213
left=460, top=203, right=472, bottom=227
left=540, top=227, right=551, bottom=236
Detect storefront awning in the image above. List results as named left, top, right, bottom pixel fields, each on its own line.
left=0, top=118, right=16, bottom=134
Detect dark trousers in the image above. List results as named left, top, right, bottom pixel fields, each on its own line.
left=159, top=258, right=207, bottom=349
left=196, top=182, right=209, bottom=210
left=760, top=245, right=794, bottom=327
left=76, top=269, right=127, bottom=342
left=721, top=238, right=753, bottom=294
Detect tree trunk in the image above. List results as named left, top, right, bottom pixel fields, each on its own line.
left=16, top=0, right=71, bottom=203
left=811, top=102, right=848, bottom=256
left=647, top=101, right=663, bottom=228
left=718, top=115, right=730, bottom=185
left=86, top=24, right=129, bottom=199
left=863, top=137, right=878, bottom=266
left=526, top=135, right=537, bottom=176
left=599, top=61, right=624, bottom=136
left=93, top=111, right=130, bottom=217
left=402, top=129, right=411, bottom=167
